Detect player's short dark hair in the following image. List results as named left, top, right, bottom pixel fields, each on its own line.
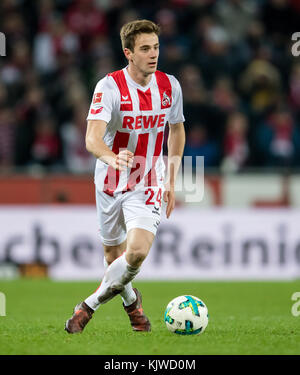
left=120, top=19, right=160, bottom=52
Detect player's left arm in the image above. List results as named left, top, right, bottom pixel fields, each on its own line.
left=164, top=121, right=185, bottom=218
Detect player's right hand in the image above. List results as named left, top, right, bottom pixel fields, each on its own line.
left=115, top=149, right=134, bottom=171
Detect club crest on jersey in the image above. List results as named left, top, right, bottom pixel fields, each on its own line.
left=162, top=91, right=171, bottom=107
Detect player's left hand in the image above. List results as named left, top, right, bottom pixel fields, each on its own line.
left=163, top=185, right=175, bottom=219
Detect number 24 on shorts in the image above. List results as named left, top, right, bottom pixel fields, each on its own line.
left=145, top=188, right=162, bottom=206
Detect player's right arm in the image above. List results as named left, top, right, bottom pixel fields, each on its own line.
left=86, top=120, right=133, bottom=171
left=86, top=76, right=133, bottom=171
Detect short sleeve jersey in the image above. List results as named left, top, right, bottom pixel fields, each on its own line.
left=87, top=67, right=185, bottom=196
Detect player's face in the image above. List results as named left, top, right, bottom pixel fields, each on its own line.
left=127, top=33, right=159, bottom=75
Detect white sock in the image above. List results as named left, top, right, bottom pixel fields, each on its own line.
left=85, top=253, right=139, bottom=310
left=103, top=257, right=137, bottom=307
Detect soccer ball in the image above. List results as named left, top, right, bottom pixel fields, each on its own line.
left=164, top=295, right=209, bottom=335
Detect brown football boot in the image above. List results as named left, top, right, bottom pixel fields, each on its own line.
left=123, top=288, right=151, bottom=332
left=65, top=301, right=94, bottom=334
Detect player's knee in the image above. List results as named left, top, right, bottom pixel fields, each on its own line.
left=126, top=247, right=147, bottom=268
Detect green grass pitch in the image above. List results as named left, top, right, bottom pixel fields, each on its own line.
left=0, top=279, right=299, bottom=355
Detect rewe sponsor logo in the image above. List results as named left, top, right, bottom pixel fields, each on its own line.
left=123, top=114, right=166, bottom=130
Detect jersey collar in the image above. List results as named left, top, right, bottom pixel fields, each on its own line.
left=123, top=66, right=154, bottom=91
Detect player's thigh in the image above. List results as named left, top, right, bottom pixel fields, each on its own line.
left=122, top=187, right=163, bottom=237
left=122, top=188, right=162, bottom=264
left=96, top=189, right=127, bottom=247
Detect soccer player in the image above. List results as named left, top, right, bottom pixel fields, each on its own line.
left=65, top=19, right=185, bottom=333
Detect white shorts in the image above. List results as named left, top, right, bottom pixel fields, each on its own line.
left=96, top=186, right=164, bottom=246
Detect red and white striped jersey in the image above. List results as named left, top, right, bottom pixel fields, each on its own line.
left=87, top=67, right=185, bottom=196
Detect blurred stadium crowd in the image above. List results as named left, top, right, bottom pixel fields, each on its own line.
left=1, top=0, right=300, bottom=174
